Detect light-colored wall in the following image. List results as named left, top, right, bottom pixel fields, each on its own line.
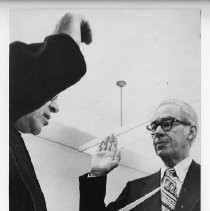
left=23, top=134, right=146, bottom=211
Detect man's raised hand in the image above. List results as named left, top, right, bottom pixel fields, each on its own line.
left=53, top=12, right=92, bottom=46
left=90, top=134, right=121, bottom=177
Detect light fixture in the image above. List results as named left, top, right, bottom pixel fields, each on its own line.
left=116, top=80, right=126, bottom=126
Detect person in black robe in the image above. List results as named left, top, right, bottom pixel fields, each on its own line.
left=9, top=12, right=92, bottom=211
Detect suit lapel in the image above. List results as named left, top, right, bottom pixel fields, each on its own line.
left=128, top=161, right=200, bottom=211
left=175, top=161, right=200, bottom=211
left=141, top=171, right=161, bottom=211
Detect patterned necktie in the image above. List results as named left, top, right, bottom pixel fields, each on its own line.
left=161, top=168, right=178, bottom=211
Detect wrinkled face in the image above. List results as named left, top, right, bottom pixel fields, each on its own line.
left=14, top=97, right=59, bottom=135
left=151, top=104, right=191, bottom=162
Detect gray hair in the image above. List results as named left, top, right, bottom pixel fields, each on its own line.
left=158, top=99, right=198, bottom=128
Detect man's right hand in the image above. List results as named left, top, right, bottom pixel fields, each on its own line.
left=90, top=134, right=121, bottom=177
left=53, top=12, right=92, bottom=47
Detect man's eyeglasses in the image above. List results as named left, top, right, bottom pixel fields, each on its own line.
left=146, top=118, right=191, bottom=134
left=50, top=95, right=58, bottom=102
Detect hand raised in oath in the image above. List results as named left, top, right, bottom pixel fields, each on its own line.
left=90, top=134, right=121, bottom=177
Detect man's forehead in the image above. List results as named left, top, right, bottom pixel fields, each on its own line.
left=152, top=104, right=181, bottom=121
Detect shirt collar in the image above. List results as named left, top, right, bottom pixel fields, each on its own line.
left=161, top=156, right=193, bottom=182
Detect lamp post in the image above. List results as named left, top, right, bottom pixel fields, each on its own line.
left=116, top=80, right=126, bottom=126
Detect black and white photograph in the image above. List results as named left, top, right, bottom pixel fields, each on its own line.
left=2, top=1, right=208, bottom=210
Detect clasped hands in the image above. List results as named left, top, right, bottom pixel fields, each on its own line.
left=90, top=134, right=121, bottom=177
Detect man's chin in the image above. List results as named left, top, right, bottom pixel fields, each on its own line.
left=31, top=128, right=42, bottom=135
left=156, top=149, right=171, bottom=159
left=30, top=121, right=46, bottom=135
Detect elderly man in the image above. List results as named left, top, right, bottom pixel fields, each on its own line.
left=10, top=13, right=92, bottom=210
left=79, top=99, right=200, bottom=211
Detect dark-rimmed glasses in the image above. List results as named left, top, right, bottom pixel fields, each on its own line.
left=50, top=95, right=58, bottom=102
left=146, top=118, right=191, bottom=134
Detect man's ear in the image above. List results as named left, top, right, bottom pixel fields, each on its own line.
left=187, top=126, right=197, bottom=144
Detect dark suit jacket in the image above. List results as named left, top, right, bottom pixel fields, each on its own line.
left=79, top=161, right=200, bottom=211
left=10, top=124, right=47, bottom=211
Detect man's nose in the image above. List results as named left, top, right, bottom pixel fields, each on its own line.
left=49, top=100, right=59, bottom=113
left=154, top=125, right=165, bottom=137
